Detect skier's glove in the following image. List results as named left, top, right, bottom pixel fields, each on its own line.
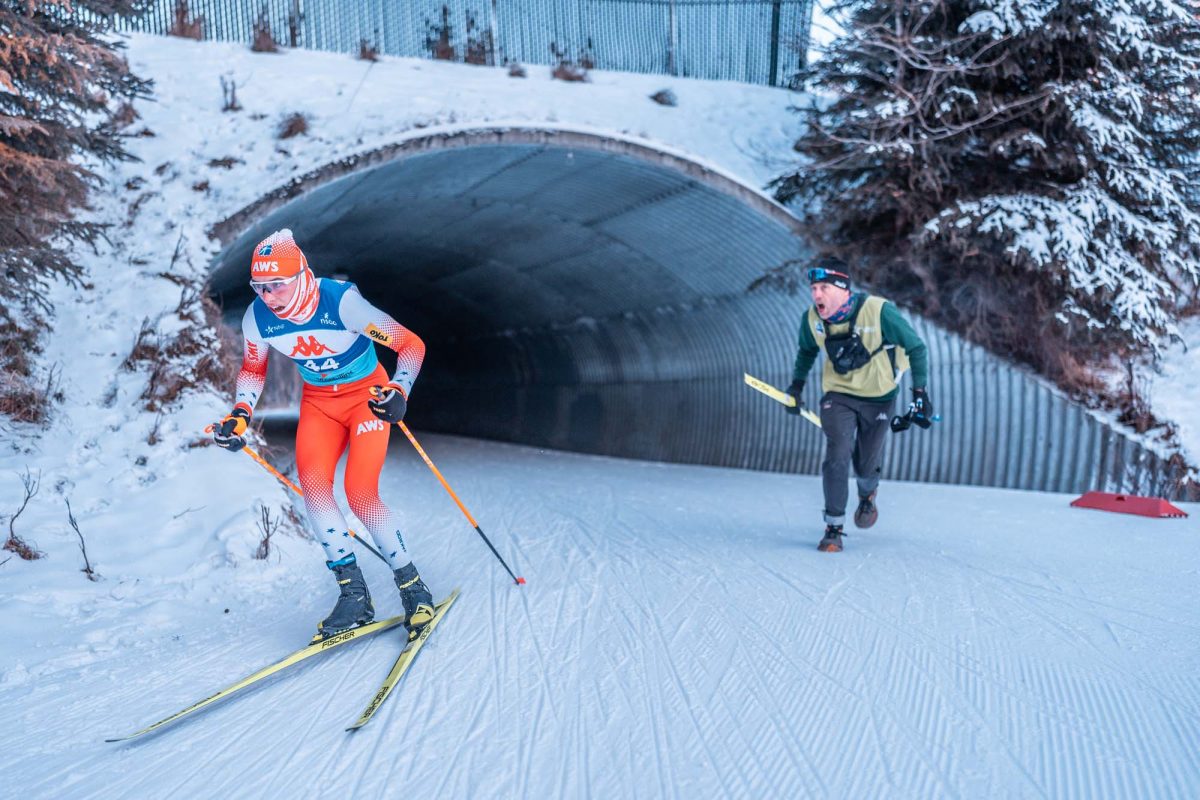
left=368, top=385, right=407, bottom=424
left=785, top=379, right=805, bottom=415
left=910, top=387, right=933, bottom=429
left=214, top=407, right=251, bottom=452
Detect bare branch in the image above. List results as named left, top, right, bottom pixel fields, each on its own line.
left=66, top=497, right=100, bottom=582
left=255, top=504, right=282, bottom=560
left=3, top=468, right=43, bottom=560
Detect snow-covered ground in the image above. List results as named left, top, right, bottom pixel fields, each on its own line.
left=2, top=32, right=1198, bottom=799
left=3, top=434, right=1198, bottom=798
left=1148, top=318, right=1200, bottom=467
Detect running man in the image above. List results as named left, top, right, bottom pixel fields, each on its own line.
left=786, top=257, right=932, bottom=552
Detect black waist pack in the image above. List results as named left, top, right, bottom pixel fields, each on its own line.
left=824, top=329, right=883, bottom=374
left=822, top=300, right=885, bottom=375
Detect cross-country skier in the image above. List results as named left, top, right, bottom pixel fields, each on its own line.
left=785, top=257, right=932, bottom=552
left=212, top=228, right=435, bottom=640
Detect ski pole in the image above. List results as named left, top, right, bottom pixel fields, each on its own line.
left=204, top=424, right=390, bottom=567
left=394, top=420, right=526, bottom=586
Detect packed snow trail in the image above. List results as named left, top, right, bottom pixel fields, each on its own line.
left=2, top=435, right=1197, bottom=799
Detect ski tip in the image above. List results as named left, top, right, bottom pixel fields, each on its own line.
left=515, top=576, right=526, bottom=585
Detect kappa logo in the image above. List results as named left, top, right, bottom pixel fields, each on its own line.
left=319, top=312, right=338, bottom=327
left=356, top=419, right=387, bottom=436
left=257, top=244, right=273, bottom=256
left=290, top=336, right=332, bottom=357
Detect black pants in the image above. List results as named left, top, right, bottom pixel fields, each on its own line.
left=819, top=393, right=895, bottom=525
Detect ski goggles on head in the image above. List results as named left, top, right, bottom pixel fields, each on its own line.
left=806, top=267, right=850, bottom=289
left=249, top=273, right=301, bottom=294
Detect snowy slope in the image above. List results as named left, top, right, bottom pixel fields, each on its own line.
left=3, top=435, right=1198, bottom=798
left=1, top=32, right=1198, bottom=800
left=1147, top=318, right=1200, bottom=468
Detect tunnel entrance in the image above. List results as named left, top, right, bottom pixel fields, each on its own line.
left=208, top=125, right=1184, bottom=497
left=208, top=126, right=820, bottom=472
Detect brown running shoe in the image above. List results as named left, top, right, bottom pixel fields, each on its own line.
left=854, top=492, right=878, bottom=529
left=818, top=524, right=845, bottom=553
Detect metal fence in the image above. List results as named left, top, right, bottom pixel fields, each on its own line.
left=117, top=0, right=813, bottom=86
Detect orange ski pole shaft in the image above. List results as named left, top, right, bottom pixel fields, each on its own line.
left=396, top=421, right=525, bottom=586
left=204, top=423, right=388, bottom=566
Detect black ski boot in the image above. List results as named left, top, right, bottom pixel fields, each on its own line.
left=853, top=492, right=878, bottom=529
left=818, top=524, right=845, bottom=553
left=393, top=562, right=435, bottom=640
left=314, top=555, right=374, bottom=641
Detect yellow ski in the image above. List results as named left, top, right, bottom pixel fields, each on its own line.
left=347, top=589, right=461, bottom=731
left=106, top=614, right=408, bottom=742
left=743, top=373, right=823, bottom=428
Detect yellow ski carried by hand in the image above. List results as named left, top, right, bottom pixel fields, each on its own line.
left=743, top=373, right=822, bottom=428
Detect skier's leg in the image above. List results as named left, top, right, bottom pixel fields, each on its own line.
left=295, top=396, right=354, bottom=562
left=296, top=395, right=373, bottom=637
left=343, top=383, right=434, bottom=634
left=819, top=394, right=858, bottom=526
left=343, top=399, right=410, bottom=569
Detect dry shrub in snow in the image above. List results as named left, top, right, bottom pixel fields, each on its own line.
left=358, top=39, right=379, bottom=62
left=124, top=293, right=237, bottom=412
left=551, top=62, right=588, bottom=82
left=3, top=469, right=43, bottom=561
left=169, top=0, right=203, bottom=40
left=251, top=10, right=278, bottom=53
left=464, top=11, right=494, bottom=66
left=277, top=112, right=309, bottom=139
left=220, top=74, right=242, bottom=112
left=650, top=89, right=677, bottom=107
left=550, top=42, right=592, bottom=82
left=425, top=5, right=456, bottom=61
left=255, top=504, right=281, bottom=560
left=0, top=324, right=57, bottom=424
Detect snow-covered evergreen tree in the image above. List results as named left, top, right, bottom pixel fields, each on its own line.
left=772, top=0, right=1200, bottom=389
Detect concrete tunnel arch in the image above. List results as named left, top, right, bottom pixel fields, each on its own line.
left=207, top=126, right=1188, bottom=498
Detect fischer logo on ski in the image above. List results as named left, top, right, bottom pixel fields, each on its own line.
left=346, top=589, right=460, bottom=732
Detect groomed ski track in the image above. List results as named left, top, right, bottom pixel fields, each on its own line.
left=5, top=434, right=1198, bottom=799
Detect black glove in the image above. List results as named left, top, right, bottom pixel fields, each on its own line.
left=911, top=387, right=933, bottom=429
left=214, top=407, right=251, bottom=451
left=785, top=379, right=805, bottom=415
left=368, top=385, right=407, bottom=424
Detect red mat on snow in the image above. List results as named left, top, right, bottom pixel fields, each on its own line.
left=1070, top=491, right=1188, bottom=518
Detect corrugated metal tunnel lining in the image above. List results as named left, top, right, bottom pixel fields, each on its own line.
left=208, top=127, right=1191, bottom=499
